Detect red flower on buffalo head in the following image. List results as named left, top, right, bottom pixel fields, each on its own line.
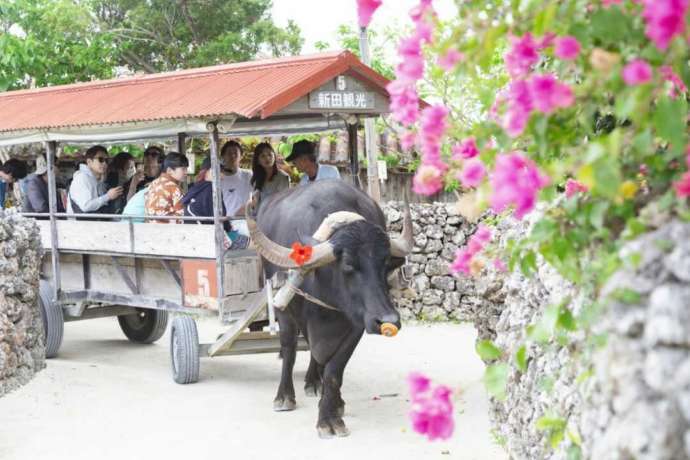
left=289, top=242, right=313, bottom=266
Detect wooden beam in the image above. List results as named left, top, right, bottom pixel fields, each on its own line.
left=46, top=140, right=60, bottom=301
left=208, top=287, right=268, bottom=357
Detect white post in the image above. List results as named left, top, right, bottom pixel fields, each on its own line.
left=359, top=26, right=381, bottom=203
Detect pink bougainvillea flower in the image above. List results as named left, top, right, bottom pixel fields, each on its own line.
left=622, top=59, right=653, bottom=86
left=565, top=178, right=589, bottom=198
left=602, top=0, right=623, bottom=7
left=660, top=65, right=688, bottom=99
left=396, top=36, right=425, bottom=82
left=450, top=248, right=473, bottom=275
left=408, top=372, right=431, bottom=395
left=538, top=32, right=557, bottom=50
left=409, top=386, right=455, bottom=441
left=674, top=171, right=690, bottom=197
left=357, top=0, right=383, bottom=28
left=408, top=372, right=455, bottom=441
left=419, top=105, right=449, bottom=164
left=490, top=152, right=551, bottom=219
left=529, top=74, right=575, bottom=114
left=452, top=137, right=480, bottom=160
left=400, top=130, right=417, bottom=151
left=459, top=159, right=486, bottom=188
left=438, top=48, right=464, bottom=70
left=504, top=32, right=540, bottom=78
left=639, top=164, right=650, bottom=176
left=409, top=0, right=435, bottom=43
left=474, top=224, right=493, bottom=244
left=413, top=164, right=444, bottom=196
left=493, top=258, right=508, bottom=272
left=503, top=80, right=534, bottom=137
left=641, top=0, right=688, bottom=51
left=387, top=80, right=420, bottom=125
left=554, top=36, right=581, bottom=60
left=450, top=225, right=493, bottom=276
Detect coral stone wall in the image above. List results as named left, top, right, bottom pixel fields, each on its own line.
left=0, top=211, right=45, bottom=397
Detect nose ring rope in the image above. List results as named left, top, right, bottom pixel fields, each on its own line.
left=291, top=285, right=340, bottom=312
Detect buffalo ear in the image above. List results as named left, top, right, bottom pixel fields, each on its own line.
left=387, top=256, right=405, bottom=272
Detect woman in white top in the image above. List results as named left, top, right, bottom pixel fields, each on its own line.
left=250, top=142, right=290, bottom=207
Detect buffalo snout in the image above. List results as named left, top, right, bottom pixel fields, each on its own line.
left=365, top=311, right=401, bottom=336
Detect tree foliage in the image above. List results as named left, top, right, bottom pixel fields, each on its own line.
left=0, top=0, right=303, bottom=90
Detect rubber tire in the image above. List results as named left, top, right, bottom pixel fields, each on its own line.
left=39, top=280, right=64, bottom=359
left=170, top=317, right=199, bottom=384
left=117, top=309, right=168, bottom=344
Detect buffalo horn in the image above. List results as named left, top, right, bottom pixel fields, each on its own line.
left=389, top=197, right=414, bottom=257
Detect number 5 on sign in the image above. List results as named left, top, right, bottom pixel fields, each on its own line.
left=181, top=260, right=218, bottom=308
left=197, top=270, right=210, bottom=297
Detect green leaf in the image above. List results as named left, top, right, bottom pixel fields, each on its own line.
left=535, top=414, right=566, bottom=431
left=531, top=218, right=558, bottom=243
left=610, top=288, right=641, bottom=304
left=520, top=250, right=538, bottom=277
left=515, top=345, right=528, bottom=372
left=476, top=340, right=503, bottom=361
left=527, top=303, right=560, bottom=343
left=484, top=363, right=509, bottom=401
left=588, top=201, right=609, bottom=229
left=590, top=7, right=632, bottom=44
left=654, top=96, right=688, bottom=158
left=557, top=307, right=577, bottom=331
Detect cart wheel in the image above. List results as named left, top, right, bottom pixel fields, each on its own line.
left=170, top=317, right=199, bottom=384
left=117, top=308, right=168, bottom=344
left=38, top=281, right=64, bottom=359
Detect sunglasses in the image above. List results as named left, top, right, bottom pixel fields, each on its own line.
left=93, top=157, right=108, bottom=164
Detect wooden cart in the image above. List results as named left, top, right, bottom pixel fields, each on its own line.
left=0, top=51, right=394, bottom=383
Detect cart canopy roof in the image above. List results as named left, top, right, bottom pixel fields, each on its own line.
left=0, top=51, right=392, bottom=146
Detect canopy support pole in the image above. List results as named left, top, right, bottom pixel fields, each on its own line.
left=177, top=132, right=187, bottom=154
left=208, top=122, right=226, bottom=299
left=347, top=120, right=360, bottom=189
left=46, top=140, right=61, bottom=301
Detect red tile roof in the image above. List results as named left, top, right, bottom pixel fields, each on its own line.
left=0, top=51, right=391, bottom=133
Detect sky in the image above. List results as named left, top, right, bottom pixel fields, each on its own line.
left=271, top=0, right=457, bottom=54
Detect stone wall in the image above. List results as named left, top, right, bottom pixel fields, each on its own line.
left=0, top=210, right=45, bottom=397
left=382, top=201, right=495, bottom=322
left=456, top=211, right=690, bottom=459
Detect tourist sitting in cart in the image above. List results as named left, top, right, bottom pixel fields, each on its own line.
left=67, top=145, right=123, bottom=215
left=220, top=140, right=252, bottom=217
left=131, top=145, right=164, bottom=193
left=285, top=140, right=340, bottom=185
left=182, top=156, right=230, bottom=229
left=105, top=151, right=138, bottom=214
left=22, top=155, right=65, bottom=215
left=144, top=151, right=188, bottom=223
left=250, top=142, right=290, bottom=206
left=0, top=158, right=28, bottom=208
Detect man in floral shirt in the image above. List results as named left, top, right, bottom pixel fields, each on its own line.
left=145, top=152, right=189, bottom=223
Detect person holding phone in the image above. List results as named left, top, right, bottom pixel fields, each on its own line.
left=67, top=145, right=123, bottom=215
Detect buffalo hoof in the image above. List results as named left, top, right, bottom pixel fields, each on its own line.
left=317, top=418, right=350, bottom=438
left=304, top=382, right=322, bottom=397
left=335, top=403, right=345, bottom=418
left=273, top=396, right=296, bottom=412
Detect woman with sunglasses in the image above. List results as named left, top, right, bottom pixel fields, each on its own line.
left=67, top=145, right=123, bottom=215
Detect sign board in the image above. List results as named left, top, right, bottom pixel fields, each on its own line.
left=377, top=160, right=388, bottom=181
left=181, top=259, right=218, bottom=309
left=309, top=91, right=375, bottom=110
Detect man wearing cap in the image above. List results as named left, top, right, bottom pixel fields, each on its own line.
left=0, top=158, right=29, bottom=208
left=23, top=155, right=65, bottom=214
left=286, top=140, right=340, bottom=186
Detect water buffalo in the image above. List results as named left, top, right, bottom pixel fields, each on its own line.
left=246, top=179, right=413, bottom=438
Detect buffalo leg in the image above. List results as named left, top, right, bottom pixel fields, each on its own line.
left=304, top=355, right=323, bottom=397
left=274, top=314, right=298, bottom=411
left=316, top=328, right=364, bottom=438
